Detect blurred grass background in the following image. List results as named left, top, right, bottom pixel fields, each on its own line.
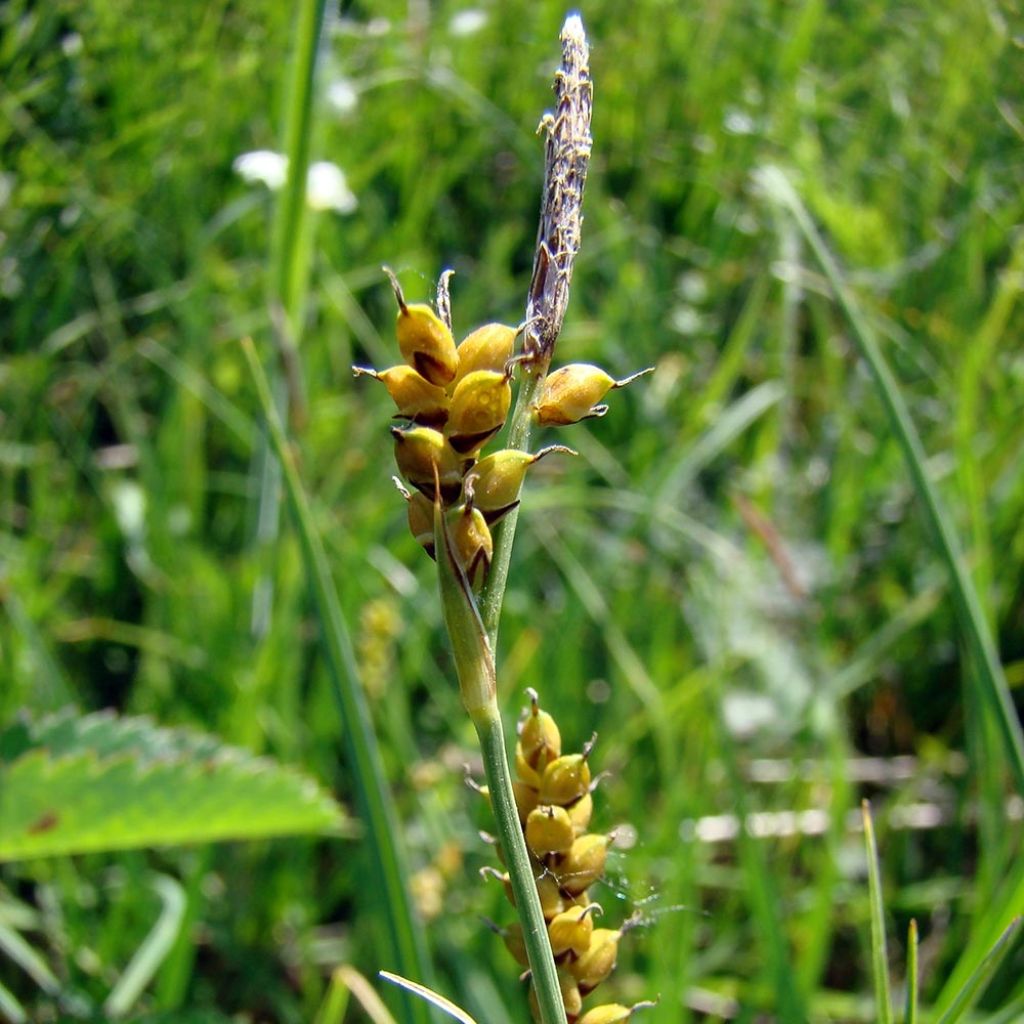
left=2, top=0, right=1024, bottom=1020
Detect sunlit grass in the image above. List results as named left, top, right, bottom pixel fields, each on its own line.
left=2, top=0, right=1023, bottom=1020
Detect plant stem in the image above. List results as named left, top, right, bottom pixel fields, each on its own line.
left=480, top=368, right=544, bottom=647
left=472, top=704, right=567, bottom=1024
left=251, top=0, right=325, bottom=638
left=270, top=0, right=325, bottom=341
left=434, top=481, right=565, bottom=1024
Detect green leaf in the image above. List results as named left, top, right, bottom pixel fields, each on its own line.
left=380, top=971, right=479, bottom=1024
left=0, top=710, right=345, bottom=861
left=433, top=493, right=497, bottom=721
left=904, top=919, right=919, bottom=1024
left=862, top=801, right=894, bottom=1024
left=935, top=918, right=1021, bottom=1024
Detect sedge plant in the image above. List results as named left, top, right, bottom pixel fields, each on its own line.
left=352, top=16, right=653, bottom=1024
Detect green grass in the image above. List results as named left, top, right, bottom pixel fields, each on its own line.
left=2, top=0, right=1024, bottom=1021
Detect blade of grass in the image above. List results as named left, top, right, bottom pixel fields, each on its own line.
left=861, top=801, right=894, bottom=1024
left=935, top=918, right=1021, bottom=1024
left=103, top=874, right=185, bottom=1018
left=0, top=980, right=26, bottom=1024
left=269, top=0, right=325, bottom=339
left=980, top=988, right=1024, bottom=1024
left=933, top=852, right=1024, bottom=1016
left=242, top=338, right=432, bottom=1024
left=381, top=971, right=479, bottom=1024
left=757, top=166, right=1024, bottom=793
left=0, top=921, right=60, bottom=997
left=313, top=968, right=352, bottom=1024
left=904, top=919, right=918, bottom=1024
left=323, top=966, right=398, bottom=1024
left=251, top=0, right=327, bottom=638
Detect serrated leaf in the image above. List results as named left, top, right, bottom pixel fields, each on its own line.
left=0, top=711, right=346, bottom=861
left=0, top=708, right=224, bottom=765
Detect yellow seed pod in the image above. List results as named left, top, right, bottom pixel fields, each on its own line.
left=526, top=804, right=575, bottom=857
left=467, top=445, right=576, bottom=523
left=568, top=927, right=621, bottom=993
left=533, top=364, right=654, bottom=426
left=559, top=833, right=610, bottom=896
left=515, top=741, right=543, bottom=789
left=566, top=790, right=594, bottom=836
left=445, top=369, right=512, bottom=455
left=499, top=864, right=565, bottom=919
left=391, top=426, right=463, bottom=504
left=502, top=922, right=529, bottom=967
left=352, top=365, right=449, bottom=425
left=547, top=903, right=601, bottom=957
left=519, top=691, right=563, bottom=772
left=576, top=1004, right=647, bottom=1024
left=539, top=752, right=592, bottom=806
left=385, top=269, right=459, bottom=387
left=529, top=969, right=582, bottom=1024
left=534, top=868, right=568, bottom=920
left=453, top=322, right=518, bottom=383
left=405, top=490, right=436, bottom=558
left=447, top=503, right=493, bottom=591
left=513, top=780, right=540, bottom=824
left=577, top=1008, right=629, bottom=1024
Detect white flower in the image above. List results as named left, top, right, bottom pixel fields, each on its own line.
left=232, top=150, right=288, bottom=190
left=327, top=78, right=359, bottom=115
left=306, top=161, right=358, bottom=213
left=449, top=9, right=487, bottom=36
left=232, top=151, right=357, bottom=214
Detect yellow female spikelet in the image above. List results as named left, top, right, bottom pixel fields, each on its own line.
left=385, top=268, right=459, bottom=387
left=353, top=365, right=449, bottom=426
left=576, top=1003, right=656, bottom=1024
left=453, top=322, right=519, bottom=383
left=526, top=804, right=575, bottom=857
left=446, top=502, right=493, bottom=591
left=533, top=364, right=653, bottom=426
left=390, top=426, right=464, bottom=505
left=445, top=369, right=513, bottom=455
left=466, top=445, right=573, bottom=523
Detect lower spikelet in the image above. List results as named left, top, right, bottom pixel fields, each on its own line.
left=480, top=688, right=649, bottom=1023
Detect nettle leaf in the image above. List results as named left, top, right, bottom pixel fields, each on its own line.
left=0, top=710, right=346, bottom=861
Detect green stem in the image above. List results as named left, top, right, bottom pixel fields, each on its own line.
left=434, top=472, right=565, bottom=1024
left=242, top=339, right=432, bottom=1024
left=473, top=705, right=567, bottom=1024
left=270, top=0, right=325, bottom=340
left=480, top=368, right=546, bottom=647
left=250, top=0, right=325, bottom=637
